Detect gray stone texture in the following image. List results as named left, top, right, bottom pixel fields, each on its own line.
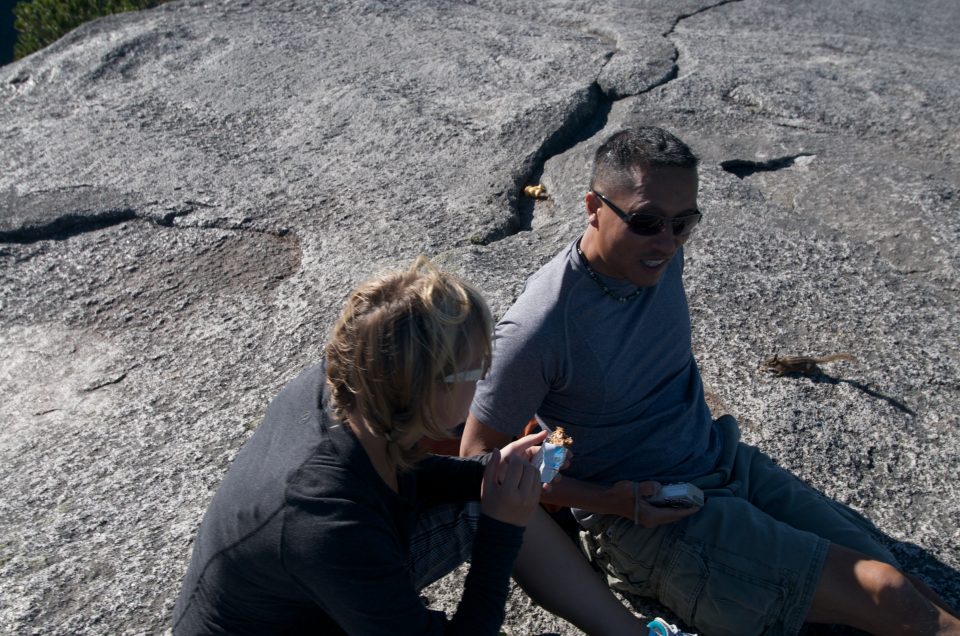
left=1, top=0, right=958, bottom=633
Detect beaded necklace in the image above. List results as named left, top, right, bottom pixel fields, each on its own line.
left=575, top=238, right=643, bottom=303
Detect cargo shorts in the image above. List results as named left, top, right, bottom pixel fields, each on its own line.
left=579, top=416, right=897, bottom=636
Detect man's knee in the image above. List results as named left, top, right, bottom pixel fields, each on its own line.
left=813, top=546, right=941, bottom=630
left=855, top=560, right=913, bottom=605
left=859, top=560, right=920, bottom=606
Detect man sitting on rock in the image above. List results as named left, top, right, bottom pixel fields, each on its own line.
left=460, top=126, right=960, bottom=636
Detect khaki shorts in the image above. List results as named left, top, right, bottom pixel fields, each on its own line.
left=580, top=416, right=896, bottom=636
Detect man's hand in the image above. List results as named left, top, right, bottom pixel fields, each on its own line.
left=479, top=449, right=542, bottom=527
left=611, top=480, right=701, bottom=528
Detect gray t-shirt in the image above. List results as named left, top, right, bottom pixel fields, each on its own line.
left=471, top=238, right=721, bottom=485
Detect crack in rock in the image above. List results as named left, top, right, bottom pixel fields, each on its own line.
left=480, top=1, right=748, bottom=246
left=0, top=204, right=292, bottom=244
left=0, top=208, right=138, bottom=244
left=1, top=185, right=295, bottom=244
left=81, top=371, right=130, bottom=393
left=720, top=154, right=817, bottom=178
left=471, top=82, right=613, bottom=246
left=667, top=0, right=748, bottom=38
left=663, top=0, right=748, bottom=83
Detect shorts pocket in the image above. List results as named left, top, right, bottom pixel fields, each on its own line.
left=588, top=518, right=673, bottom=598
left=659, top=538, right=786, bottom=636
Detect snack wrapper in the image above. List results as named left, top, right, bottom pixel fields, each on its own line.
left=534, top=442, right=567, bottom=483
left=532, top=425, right=573, bottom=483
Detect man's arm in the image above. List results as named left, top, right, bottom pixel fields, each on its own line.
left=461, top=414, right=699, bottom=527
left=460, top=412, right=513, bottom=457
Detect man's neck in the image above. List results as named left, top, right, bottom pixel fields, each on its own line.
left=578, top=228, right=617, bottom=279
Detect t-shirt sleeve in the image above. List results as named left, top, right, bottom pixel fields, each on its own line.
left=470, top=312, right=557, bottom=438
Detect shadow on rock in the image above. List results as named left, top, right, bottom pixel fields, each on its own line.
left=783, top=372, right=916, bottom=417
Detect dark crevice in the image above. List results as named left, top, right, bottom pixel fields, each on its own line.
left=81, top=371, right=130, bottom=393
left=655, top=61, right=680, bottom=87
left=0, top=206, right=292, bottom=245
left=512, top=82, right=613, bottom=229
left=0, top=209, right=138, bottom=244
left=472, top=81, right=613, bottom=245
left=666, top=0, right=747, bottom=37
left=720, top=154, right=816, bottom=178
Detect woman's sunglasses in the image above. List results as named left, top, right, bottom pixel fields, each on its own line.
left=592, top=190, right=702, bottom=237
left=443, top=368, right=485, bottom=383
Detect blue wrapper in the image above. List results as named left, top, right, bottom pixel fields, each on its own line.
left=534, top=442, right=567, bottom=483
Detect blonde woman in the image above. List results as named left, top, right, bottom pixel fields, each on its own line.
left=171, top=256, right=545, bottom=634
left=173, top=256, right=646, bottom=635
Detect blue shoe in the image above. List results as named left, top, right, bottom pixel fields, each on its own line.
left=647, top=617, right=696, bottom=636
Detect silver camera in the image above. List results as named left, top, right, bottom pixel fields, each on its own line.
left=646, top=482, right=704, bottom=508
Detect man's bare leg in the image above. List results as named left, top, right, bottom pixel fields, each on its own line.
left=905, top=573, right=960, bottom=621
left=807, top=544, right=960, bottom=635
left=513, top=508, right=644, bottom=636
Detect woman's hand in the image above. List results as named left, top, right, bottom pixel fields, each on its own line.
left=480, top=449, right=542, bottom=527
left=499, top=430, right=547, bottom=464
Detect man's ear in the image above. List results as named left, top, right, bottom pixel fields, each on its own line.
left=584, top=190, right=601, bottom=228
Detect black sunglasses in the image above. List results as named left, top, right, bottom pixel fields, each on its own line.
left=592, top=190, right=702, bottom=237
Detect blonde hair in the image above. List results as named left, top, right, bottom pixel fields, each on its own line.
left=325, top=256, right=493, bottom=470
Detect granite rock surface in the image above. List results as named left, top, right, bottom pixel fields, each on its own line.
left=1, top=0, right=958, bottom=634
